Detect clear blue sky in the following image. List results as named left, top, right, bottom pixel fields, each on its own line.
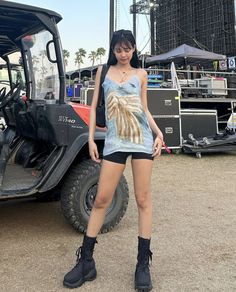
left=9, top=0, right=150, bottom=70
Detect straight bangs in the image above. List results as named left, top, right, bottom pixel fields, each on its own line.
left=115, top=40, right=133, bottom=50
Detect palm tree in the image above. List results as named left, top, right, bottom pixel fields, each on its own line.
left=39, top=50, right=47, bottom=78
left=88, top=51, right=98, bottom=67
left=63, top=49, right=70, bottom=68
left=32, top=55, right=40, bottom=73
left=74, top=48, right=86, bottom=69
left=75, top=48, right=86, bottom=81
left=96, top=47, right=106, bottom=64
left=32, top=55, right=40, bottom=67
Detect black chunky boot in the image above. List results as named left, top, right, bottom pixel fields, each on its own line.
left=134, top=236, right=153, bottom=291
left=63, top=235, right=97, bottom=288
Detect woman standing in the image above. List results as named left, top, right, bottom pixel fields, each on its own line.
left=64, top=29, right=163, bottom=291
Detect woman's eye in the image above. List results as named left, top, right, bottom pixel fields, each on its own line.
left=114, top=48, right=131, bottom=53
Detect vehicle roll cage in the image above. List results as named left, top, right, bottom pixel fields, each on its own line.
left=0, top=0, right=65, bottom=103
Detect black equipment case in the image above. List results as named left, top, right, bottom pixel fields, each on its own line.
left=147, top=88, right=181, bottom=149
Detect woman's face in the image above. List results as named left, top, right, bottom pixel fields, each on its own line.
left=113, top=42, right=135, bottom=65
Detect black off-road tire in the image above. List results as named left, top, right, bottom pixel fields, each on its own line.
left=61, top=159, right=129, bottom=233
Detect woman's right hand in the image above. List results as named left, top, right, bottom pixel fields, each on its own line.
left=89, top=140, right=101, bottom=163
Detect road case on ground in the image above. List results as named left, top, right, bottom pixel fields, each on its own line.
left=153, top=115, right=181, bottom=148
left=148, top=89, right=181, bottom=149
left=147, top=88, right=180, bottom=115
left=181, top=109, right=218, bottom=140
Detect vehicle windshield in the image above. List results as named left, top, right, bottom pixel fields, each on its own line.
left=22, top=30, right=59, bottom=100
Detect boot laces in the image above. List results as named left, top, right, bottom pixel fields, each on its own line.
left=138, top=250, right=153, bottom=269
left=75, top=246, right=82, bottom=264
left=149, top=250, right=153, bottom=266
left=75, top=240, right=98, bottom=264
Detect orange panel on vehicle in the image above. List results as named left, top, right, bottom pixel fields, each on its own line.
left=70, top=102, right=91, bottom=126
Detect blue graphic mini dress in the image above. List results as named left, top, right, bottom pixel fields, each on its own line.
left=102, top=74, right=154, bottom=156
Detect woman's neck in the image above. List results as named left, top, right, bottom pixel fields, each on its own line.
left=115, top=64, right=132, bottom=72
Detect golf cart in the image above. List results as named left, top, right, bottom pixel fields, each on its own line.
left=0, top=1, right=129, bottom=233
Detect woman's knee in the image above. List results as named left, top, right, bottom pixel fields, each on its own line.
left=135, top=191, right=151, bottom=209
left=93, top=194, right=111, bottom=209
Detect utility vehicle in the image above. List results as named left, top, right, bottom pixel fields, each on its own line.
left=0, top=0, right=129, bottom=233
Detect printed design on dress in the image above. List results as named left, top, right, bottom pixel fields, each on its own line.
left=107, top=92, right=144, bottom=144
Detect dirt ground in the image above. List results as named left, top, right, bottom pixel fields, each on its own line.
left=0, top=152, right=236, bottom=292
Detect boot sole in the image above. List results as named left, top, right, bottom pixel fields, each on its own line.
left=135, top=288, right=152, bottom=292
left=63, top=268, right=97, bottom=289
left=135, top=284, right=153, bottom=291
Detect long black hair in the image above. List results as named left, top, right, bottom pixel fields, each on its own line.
left=107, top=29, right=139, bottom=68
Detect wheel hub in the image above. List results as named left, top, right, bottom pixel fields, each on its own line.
left=84, top=184, right=116, bottom=216
left=85, top=184, right=97, bottom=212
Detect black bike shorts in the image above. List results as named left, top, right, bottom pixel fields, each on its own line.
left=103, top=151, right=154, bottom=165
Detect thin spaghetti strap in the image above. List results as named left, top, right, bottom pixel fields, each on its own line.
left=135, top=68, right=140, bottom=78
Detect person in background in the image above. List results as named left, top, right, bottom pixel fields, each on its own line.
left=63, top=29, right=164, bottom=291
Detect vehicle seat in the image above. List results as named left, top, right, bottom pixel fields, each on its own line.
left=15, top=101, right=38, bottom=140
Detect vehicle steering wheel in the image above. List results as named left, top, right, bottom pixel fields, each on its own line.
left=0, top=83, right=23, bottom=110
left=0, top=87, right=6, bottom=102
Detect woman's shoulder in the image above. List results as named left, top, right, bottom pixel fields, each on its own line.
left=136, top=68, right=147, bottom=75
left=94, top=65, right=104, bottom=83
left=96, top=65, right=107, bottom=79
left=95, top=65, right=103, bottom=76
left=97, top=65, right=103, bottom=73
left=135, top=68, right=147, bottom=81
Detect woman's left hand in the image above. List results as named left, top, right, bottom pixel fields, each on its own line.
left=152, top=136, right=163, bottom=157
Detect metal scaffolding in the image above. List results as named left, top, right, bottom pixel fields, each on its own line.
left=132, top=0, right=236, bottom=56
left=130, top=0, right=152, bottom=14
left=130, top=0, right=156, bottom=39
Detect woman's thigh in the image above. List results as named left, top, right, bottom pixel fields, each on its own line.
left=96, top=159, right=126, bottom=204
left=131, top=158, right=153, bottom=200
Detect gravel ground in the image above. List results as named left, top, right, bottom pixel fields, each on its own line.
left=0, top=152, right=236, bottom=292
